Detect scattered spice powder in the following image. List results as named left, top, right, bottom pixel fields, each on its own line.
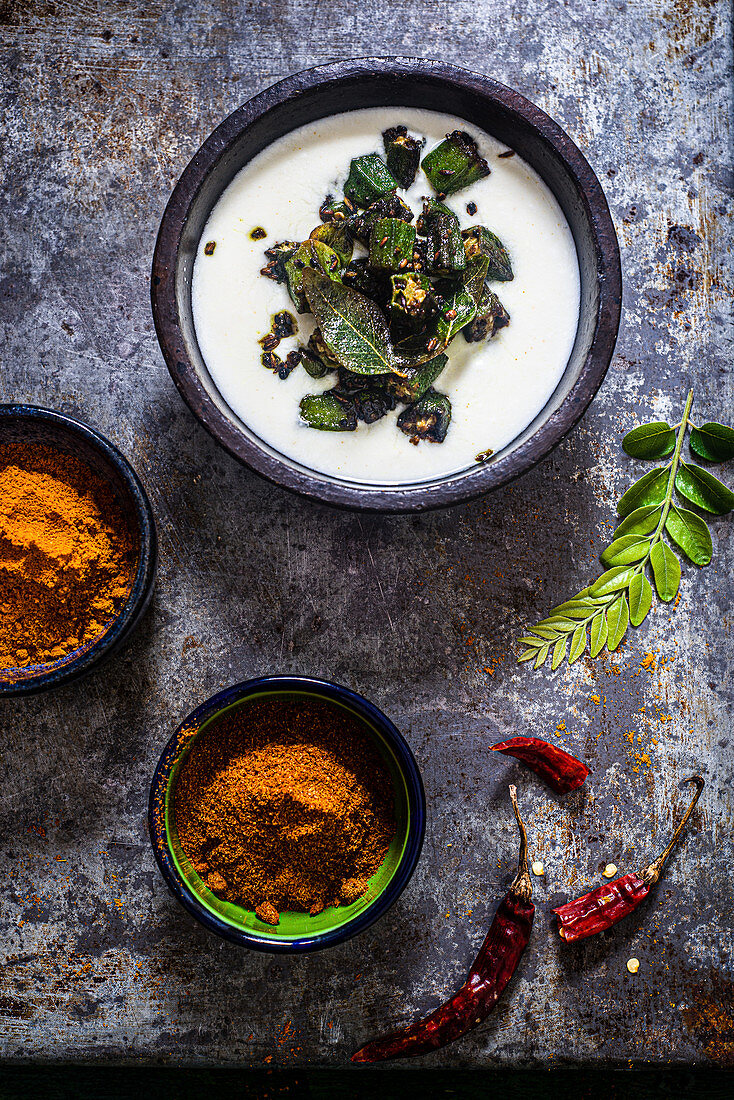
left=0, top=441, right=137, bottom=670
left=175, top=697, right=396, bottom=923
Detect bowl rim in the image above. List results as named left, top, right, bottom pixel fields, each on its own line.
left=0, top=404, right=158, bottom=696
left=147, top=675, right=427, bottom=953
left=152, top=56, right=622, bottom=513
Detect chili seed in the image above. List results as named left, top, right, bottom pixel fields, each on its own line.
left=602, top=863, right=618, bottom=878
left=531, top=861, right=545, bottom=876
left=627, top=958, right=640, bottom=974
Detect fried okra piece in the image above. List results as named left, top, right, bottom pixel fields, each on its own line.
left=319, top=194, right=357, bottom=223
left=347, top=192, right=414, bottom=246
left=300, top=392, right=358, bottom=431
left=300, top=330, right=340, bottom=378
left=384, top=353, right=448, bottom=404
left=343, top=153, right=398, bottom=207
left=310, top=221, right=354, bottom=266
left=397, top=388, right=452, bottom=443
left=462, top=287, right=510, bottom=342
left=382, top=125, right=423, bottom=188
left=422, top=130, right=491, bottom=195
left=331, top=369, right=397, bottom=424
left=462, top=226, right=513, bottom=281
left=418, top=199, right=466, bottom=276
left=368, top=218, right=417, bottom=273
left=389, top=272, right=434, bottom=326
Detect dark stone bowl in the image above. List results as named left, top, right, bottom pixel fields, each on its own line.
left=0, top=406, right=158, bottom=696
left=152, top=58, right=621, bottom=512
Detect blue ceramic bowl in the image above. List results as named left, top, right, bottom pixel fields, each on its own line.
left=0, top=405, right=158, bottom=696
left=149, top=676, right=426, bottom=953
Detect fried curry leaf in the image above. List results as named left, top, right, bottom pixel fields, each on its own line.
left=284, top=240, right=342, bottom=313
left=302, top=269, right=394, bottom=376
left=434, top=287, right=477, bottom=345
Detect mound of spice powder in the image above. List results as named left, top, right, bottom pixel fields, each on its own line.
left=175, top=697, right=397, bottom=924
left=0, top=441, right=137, bottom=670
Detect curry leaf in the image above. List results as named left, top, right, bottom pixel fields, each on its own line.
left=518, top=389, right=731, bottom=671
left=551, top=635, right=568, bottom=670
left=650, top=542, right=680, bottom=602
left=601, top=535, right=651, bottom=566
left=613, top=504, right=662, bottom=538
left=534, top=644, right=550, bottom=669
left=589, top=612, right=608, bottom=658
left=622, top=421, right=675, bottom=459
left=302, top=269, right=394, bottom=376
left=665, top=505, right=713, bottom=565
left=690, top=422, right=734, bottom=463
left=617, top=467, right=669, bottom=516
left=606, top=595, right=629, bottom=651
left=568, top=623, right=587, bottom=664
left=675, top=463, right=734, bottom=515
left=627, top=572, right=653, bottom=627
left=520, top=627, right=559, bottom=642
left=589, top=565, right=638, bottom=597
left=548, top=598, right=598, bottom=616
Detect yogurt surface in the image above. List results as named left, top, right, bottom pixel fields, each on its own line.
left=192, top=107, right=580, bottom=485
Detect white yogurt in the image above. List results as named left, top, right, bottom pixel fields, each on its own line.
left=192, top=108, right=580, bottom=485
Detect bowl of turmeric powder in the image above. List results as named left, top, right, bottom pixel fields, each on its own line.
left=0, top=405, right=157, bottom=695
left=149, top=676, right=426, bottom=952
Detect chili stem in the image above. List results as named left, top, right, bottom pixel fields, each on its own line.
left=508, top=785, right=532, bottom=902
left=643, top=775, right=704, bottom=885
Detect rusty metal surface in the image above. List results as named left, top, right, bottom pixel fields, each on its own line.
left=0, top=0, right=732, bottom=1070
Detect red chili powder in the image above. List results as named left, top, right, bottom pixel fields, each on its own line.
left=174, top=697, right=396, bottom=924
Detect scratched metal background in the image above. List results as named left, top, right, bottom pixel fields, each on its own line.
left=0, top=0, right=732, bottom=1071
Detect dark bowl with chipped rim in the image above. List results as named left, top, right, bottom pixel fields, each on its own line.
left=152, top=57, right=621, bottom=512
left=148, top=676, right=426, bottom=953
left=0, top=405, right=157, bottom=696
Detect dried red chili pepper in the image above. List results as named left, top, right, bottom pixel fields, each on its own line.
left=554, top=775, right=704, bottom=942
left=352, top=786, right=534, bottom=1063
left=491, top=736, right=589, bottom=794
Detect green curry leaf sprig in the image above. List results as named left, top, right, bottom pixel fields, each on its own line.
left=518, top=390, right=734, bottom=670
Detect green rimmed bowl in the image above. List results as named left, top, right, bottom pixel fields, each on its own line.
left=148, top=676, right=426, bottom=953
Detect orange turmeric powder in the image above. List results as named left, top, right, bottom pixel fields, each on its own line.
left=0, top=441, right=137, bottom=670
